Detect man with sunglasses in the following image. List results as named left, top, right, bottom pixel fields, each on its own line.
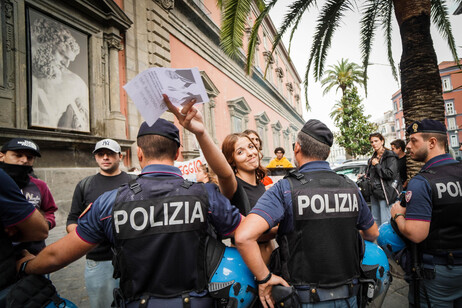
left=66, top=139, right=134, bottom=308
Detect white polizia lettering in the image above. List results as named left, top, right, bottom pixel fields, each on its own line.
left=114, top=201, right=205, bottom=233
left=435, top=181, right=462, bottom=199
left=297, top=193, right=359, bottom=215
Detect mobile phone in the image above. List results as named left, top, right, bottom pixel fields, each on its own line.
left=398, top=191, right=407, bottom=207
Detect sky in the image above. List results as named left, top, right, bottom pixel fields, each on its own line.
left=268, top=2, right=462, bottom=132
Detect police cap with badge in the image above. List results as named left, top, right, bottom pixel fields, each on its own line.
left=406, top=119, right=447, bottom=135
left=137, top=118, right=181, bottom=147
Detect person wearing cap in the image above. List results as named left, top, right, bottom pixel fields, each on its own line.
left=0, top=138, right=57, bottom=254
left=66, top=138, right=133, bottom=308
left=390, top=119, right=462, bottom=307
left=234, top=119, right=379, bottom=308
left=17, top=118, right=242, bottom=308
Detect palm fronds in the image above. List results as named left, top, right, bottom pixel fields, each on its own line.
left=220, top=0, right=253, bottom=59
left=431, top=0, right=460, bottom=65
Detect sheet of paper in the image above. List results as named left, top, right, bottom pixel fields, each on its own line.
left=123, top=67, right=209, bottom=126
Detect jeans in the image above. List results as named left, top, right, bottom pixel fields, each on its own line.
left=301, top=296, right=357, bottom=307
left=370, top=195, right=391, bottom=226
left=85, top=259, right=119, bottom=308
left=409, top=264, right=462, bottom=308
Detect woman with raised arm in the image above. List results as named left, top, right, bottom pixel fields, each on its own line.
left=164, top=96, right=275, bottom=264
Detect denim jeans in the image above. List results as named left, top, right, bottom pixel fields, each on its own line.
left=409, top=264, right=462, bottom=307
left=370, top=195, right=391, bottom=226
left=85, top=259, right=119, bottom=308
left=301, top=296, right=357, bottom=307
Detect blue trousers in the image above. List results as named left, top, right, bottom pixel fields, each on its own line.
left=301, top=296, right=357, bottom=307
left=409, top=264, right=462, bottom=307
left=370, top=195, right=391, bottom=226
left=85, top=259, right=119, bottom=308
left=125, top=296, right=215, bottom=308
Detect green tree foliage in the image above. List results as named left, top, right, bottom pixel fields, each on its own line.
left=330, top=86, right=377, bottom=158
left=321, top=58, right=365, bottom=97
left=218, top=0, right=460, bottom=112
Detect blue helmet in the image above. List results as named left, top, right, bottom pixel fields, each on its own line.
left=361, top=241, right=391, bottom=299
left=45, top=298, right=78, bottom=308
left=377, top=221, right=406, bottom=256
left=208, top=247, right=257, bottom=308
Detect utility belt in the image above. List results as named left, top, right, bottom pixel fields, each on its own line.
left=114, top=289, right=214, bottom=308
left=422, top=251, right=462, bottom=266
left=414, top=251, right=462, bottom=281
left=295, top=283, right=359, bottom=303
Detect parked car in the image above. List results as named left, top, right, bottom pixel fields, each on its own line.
left=333, top=160, right=368, bottom=182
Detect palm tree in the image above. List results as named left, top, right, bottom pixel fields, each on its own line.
left=218, top=0, right=460, bottom=126
left=320, top=59, right=365, bottom=97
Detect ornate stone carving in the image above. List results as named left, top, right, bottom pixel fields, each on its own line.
left=5, top=1, right=13, bottom=18
left=262, top=51, right=274, bottom=64
left=275, top=67, right=284, bottom=78
left=106, top=37, right=123, bottom=51
left=294, top=94, right=300, bottom=101
left=155, top=0, right=174, bottom=10
left=286, top=82, right=293, bottom=92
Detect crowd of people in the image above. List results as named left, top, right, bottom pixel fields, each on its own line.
left=1, top=96, right=461, bottom=308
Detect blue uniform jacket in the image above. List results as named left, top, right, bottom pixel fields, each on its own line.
left=249, top=161, right=375, bottom=235
left=405, top=153, right=458, bottom=222
left=76, top=164, right=242, bottom=245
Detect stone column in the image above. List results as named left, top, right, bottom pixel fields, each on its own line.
left=105, top=33, right=126, bottom=139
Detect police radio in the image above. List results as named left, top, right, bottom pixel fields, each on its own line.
left=397, top=191, right=407, bottom=207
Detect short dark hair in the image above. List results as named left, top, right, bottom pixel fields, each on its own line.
left=421, top=133, right=448, bottom=149
left=390, top=139, right=406, bottom=151
left=137, top=135, right=178, bottom=160
left=297, top=131, right=330, bottom=160
left=274, top=147, right=285, bottom=155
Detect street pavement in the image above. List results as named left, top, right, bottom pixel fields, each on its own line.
left=46, top=225, right=409, bottom=307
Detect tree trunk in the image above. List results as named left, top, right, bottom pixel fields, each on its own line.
left=393, top=0, right=444, bottom=178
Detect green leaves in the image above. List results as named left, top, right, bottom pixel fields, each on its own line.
left=330, top=86, right=376, bottom=157
left=220, top=0, right=253, bottom=59
left=321, top=58, right=365, bottom=96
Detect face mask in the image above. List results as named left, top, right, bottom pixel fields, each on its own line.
left=0, top=162, right=32, bottom=188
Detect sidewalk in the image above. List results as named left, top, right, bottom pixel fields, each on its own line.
left=46, top=226, right=408, bottom=307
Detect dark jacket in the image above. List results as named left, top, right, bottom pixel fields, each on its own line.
left=367, top=149, right=401, bottom=204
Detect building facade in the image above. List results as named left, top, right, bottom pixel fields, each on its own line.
left=376, top=110, right=397, bottom=147
left=0, top=0, right=304, bottom=224
left=392, top=60, right=462, bottom=160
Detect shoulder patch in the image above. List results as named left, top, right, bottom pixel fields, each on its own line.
left=79, top=203, right=93, bottom=219
left=405, top=191, right=412, bottom=203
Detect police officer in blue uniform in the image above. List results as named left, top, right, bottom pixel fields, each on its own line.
left=235, top=119, right=379, bottom=308
left=0, top=169, right=49, bottom=307
left=390, top=119, right=462, bottom=307
left=16, top=118, right=243, bottom=308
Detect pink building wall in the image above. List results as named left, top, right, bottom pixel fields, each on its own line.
left=169, top=35, right=296, bottom=150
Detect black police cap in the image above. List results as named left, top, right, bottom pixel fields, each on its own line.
left=406, top=119, right=447, bottom=135
left=137, top=119, right=181, bottom=147
left=300, top=119, right=333, bottom=147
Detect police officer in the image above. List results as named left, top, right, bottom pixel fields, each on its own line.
left=0, top=169, right=48, bottom=307
left=16, top=118, right=242, bottom=307
left=235, top=119, right=379, bottom=308
left=390, top=119, right=462, bottom=307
